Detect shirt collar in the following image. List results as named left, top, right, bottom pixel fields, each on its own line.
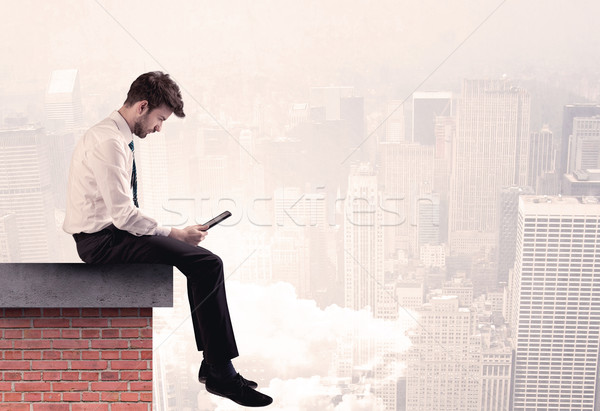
left=109, top=110, right=134, bottom=143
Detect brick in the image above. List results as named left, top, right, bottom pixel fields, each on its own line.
left=0, top=361, right=30, bottom=370
left=42, top=329, right=61, bottom=339
left=111, top=318, right=149, bottom=328
left=42, top=371, right=61, bottom=381
left=81, top=329, right=100, bottom=339
left=100, top=371, right=119, bottom=381
left=130, top=340, right=152, bottom=349
left=4, top=330, right=24, bottom=339
left=62, top=392, right=81, bottom=402
left=24, top=329, right=42, bottom=339
left=81, top=309, right=100, bottom=317
left=139, top=308, right=152, bottom=317
left=130, top=381, right=152, bottom=391
left=81, top=392, right=100, bottom=402
left=41, top=308, right=61, bottom=317
left=23, top=351, right=42, bottom=360
left=0, top=403, right=28, bottom=410
left=101, top=329, right=120, bottom=338
left=80, top=372, right=100, bottom=381
left=91, top=381, right=128, bottom=391
left=23, top=371, right=42, bottom=380
left=100, top=351, right=119, bottom=360
left=14, top=382, right=52, bottom=391
left=100, top=308, right=120, bottom=317
left=4, top=371, right=23, bottom=380
left=24, top=392, right=43, bottom=402
left=120, top=392, right=139, bottom=402
left=72, top=319, right=109, bottom=328
left=82, top=351, right=100, bottom=360
left=111, top=360, right=147, bottom=370
left=53, top=340, right=89, bottom=349
left=23, top=308, right=42, bottom=317
left=120, top=308, right=139, bottom=316
left=3, top=308, right=23, bottom=317
left=42, top=351, right=62, bottom=360
left=101, top=391, right=119, bottom=402
left=4, top=351, right=23, bottom=360
left=52, top=382, right=89, bottom=391
left=33, top=319, right=70, bottom=328
left=120, top=371, right=139, bottom=381
left=42, top=392, right=63, bottom=402
left=62, top=351, right=81, bottom=360
left=140, top=350, right=152, bottom=360
left=60, top=372, right=80, bottom=381
left=73, top=404, right=108, bottom=411
left=140, top=392, right=153, bottom=402
left=140, top=329, right=152, bottom=338
left=4, top=392, right=22, bottom=401
left=140, top=371, right=152, bottom=381
left=61, top=329, right=81, bottom=339
left=61, top=308, right=81, bottom=317
left=34, top=404, right=69, bottom=410
left=71, top=361, right=108, bottom=370
left=120, top=329, right=139, bottom=338
left=32, top=361, right=69, bottom=370
left=0, top=319, right=30, bottom=328
left=15, top=340, right=52, bottom=350
left=121, top=351, right=139, bottom=360
left=0, top=382, right=12, bottom=390
left=0, top=341, right=13, bottom=349
left=91, top=340, right=128, bottom=349
left=112, top=404, right=150, bottom=411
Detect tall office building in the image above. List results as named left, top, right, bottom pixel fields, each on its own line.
left=563, top=169, right=600, bottom=196
left=528, top=125, right=556, bottom=194
left=560, top=104, right=600, bottom=176
left=412, top=91, right=453, bottom=145
left=509, top=195, right=600, bottom=410
left=449, top=79, right=530, bottom=254
left=385, top=100, right=405, bottom=142
left=497, top=186, right=534, bottom=284
left=0, top=211, right=19, bottom=262
left=45, top=69, right=83, bottom=132
left=0, top=126, right=56, bottom=262
left=567, top=116, right=600, bottom=173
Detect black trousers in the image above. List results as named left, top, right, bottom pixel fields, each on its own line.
left=73, top=224, right=239, bottom=364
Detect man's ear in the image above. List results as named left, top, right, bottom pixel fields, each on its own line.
left=137, top=100, right=149, bottom=115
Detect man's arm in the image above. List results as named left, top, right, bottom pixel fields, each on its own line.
left=169, top=225, right=209, bottom=246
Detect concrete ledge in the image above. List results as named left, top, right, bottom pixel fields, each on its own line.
left=0, top=263, right=173, bottom=307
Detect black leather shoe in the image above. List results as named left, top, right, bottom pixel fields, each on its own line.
left=198, top=361, right=258, bottom=389
left=205, top=373, right=273, bottom=407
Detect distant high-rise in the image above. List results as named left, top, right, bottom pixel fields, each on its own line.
left=509, top=195, right=600, bottom=410
left=567, top=116, right=600, bottom=173
left=412, top=91, right=453, bottom=145
left=497, top=186, right=534, bottom=284
left=449, top=79, right=530, bottom=254
left=385, top=100, right=405, bottom=142
left=0, top=211, right=19, bottom=262
left=45, top=69, right=83, bottom=132
left=528, top=125, right=556, bottom=193
left=0, top=126, right=56, bottom=261
left=563, top=169, right=600, bottom=196
left=560, top=104, right=600, bottom=176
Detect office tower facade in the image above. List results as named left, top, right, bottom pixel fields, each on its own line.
left=449, top=79, right=530, bottom=254
left=45, top=69, right=83, bottom=132
left=344, top=163, right=385, bottom=314
left=385, top=100, right=405, bottom=142
left=416, top=192, right=440, bottom=252
left=412, top=91, right=453, bottom=145
left=0, top=211, right=19, bottom=262
left=497, top=186, right=534, bottom=284
left=0, top=126, right=56, bottom=262
left=528, top=125, right=556, bottom=194
left=563, top=169, right=600, bottom=196
left=567, top=116, right=600, bottom=173
left=560, top=104, right=600, bottom=176
left=481, top=348, right=512, bottom=411
left=509, top=195, right=600, bottom=410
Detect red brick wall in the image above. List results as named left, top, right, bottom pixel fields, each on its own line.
left=0, top=308, right=152, bottom=411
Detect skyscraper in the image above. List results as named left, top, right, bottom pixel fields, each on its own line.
left=412, top=91, right=453, bottom=145
left=560, top=104, right=600, bottom=176
left=45, top=69, right=83, bottom=132
left=449, top=79, right=530, bottom=254
left=567, top=116, right=600, bottom=173
left=509, top=195, right=600, bottom=410
left=528, top=125, right=556, bottom=194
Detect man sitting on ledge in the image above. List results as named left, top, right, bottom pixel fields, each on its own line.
left=63, top=71, right=272, bottom=408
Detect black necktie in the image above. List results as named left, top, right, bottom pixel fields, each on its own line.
left=128, top=141, right=139, bottom=208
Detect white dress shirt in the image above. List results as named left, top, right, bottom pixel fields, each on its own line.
left=63, top=111, right=171, bottom=237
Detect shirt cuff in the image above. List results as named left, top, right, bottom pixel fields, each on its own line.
left=155, top=226, right=172, bottom=237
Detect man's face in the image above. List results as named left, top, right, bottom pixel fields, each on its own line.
left=133, top=104, right=173, bottom=138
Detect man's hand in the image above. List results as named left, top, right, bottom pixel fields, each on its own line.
left=169, top=225, right=209, bottom=246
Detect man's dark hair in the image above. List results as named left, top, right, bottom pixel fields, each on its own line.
left=124, top=71, right=185, bottom=118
